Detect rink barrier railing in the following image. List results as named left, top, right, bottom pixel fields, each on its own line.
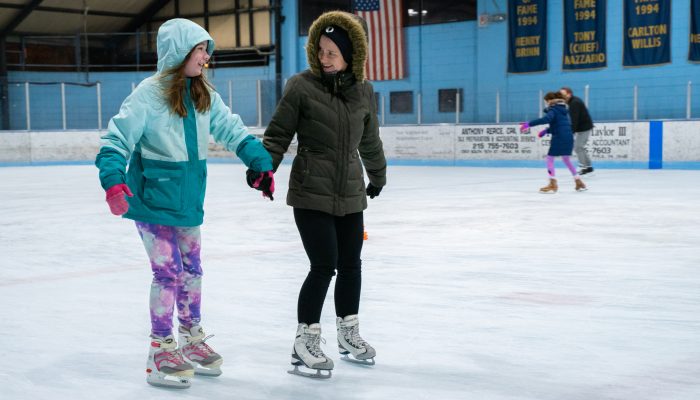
left=1, top=121, right=699, bottom=170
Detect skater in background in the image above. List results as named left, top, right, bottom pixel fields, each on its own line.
left=520, top=91, right=587, bottom=193
left=259, top=11, right=386, bottom=378
left=95, top=18, right=273, bottom=388
left=560, top=86, right=595, bottom=176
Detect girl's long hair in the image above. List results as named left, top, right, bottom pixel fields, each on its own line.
left=160, top=49, right=214, bottom=117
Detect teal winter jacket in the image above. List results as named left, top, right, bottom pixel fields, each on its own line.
left=95, top=18, right=272, bottom=227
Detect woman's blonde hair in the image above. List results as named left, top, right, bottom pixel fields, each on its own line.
left=160, top=48, right=214, bottom=117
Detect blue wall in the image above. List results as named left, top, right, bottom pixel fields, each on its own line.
left=5, top=0, right=700, bottom=130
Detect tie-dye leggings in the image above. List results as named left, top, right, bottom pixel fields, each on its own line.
left=135, top=221, right=203, bottom=338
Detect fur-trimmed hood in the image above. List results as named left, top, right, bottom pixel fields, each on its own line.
left=307, top=11, right=368, bottom=82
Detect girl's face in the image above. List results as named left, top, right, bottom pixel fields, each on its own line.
left=318, top=35, right=348, bottom=74
left=184, top=41, right=210, bottom=77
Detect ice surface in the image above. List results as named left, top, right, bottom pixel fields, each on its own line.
left=1, top=164, right=699, bottom=400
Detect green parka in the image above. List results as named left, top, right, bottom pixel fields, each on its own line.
left=262, top=11, right=387, bottom=216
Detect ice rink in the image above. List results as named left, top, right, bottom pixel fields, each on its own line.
left=1, top=163, right=699, bottom=400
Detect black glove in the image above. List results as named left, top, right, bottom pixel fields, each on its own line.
left=246, top=169, right=275, bottom=201
left=366, top=183, right=382, bottom=199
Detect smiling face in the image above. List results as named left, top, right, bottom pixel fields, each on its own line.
left=184, top=41, right=210, bottom=77
left=318, top=35, right=348, bottom=74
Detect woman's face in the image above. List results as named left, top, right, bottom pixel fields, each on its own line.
left=184, top=41, right=210, bottom=77
left=318, top=35, right=348, bottom=74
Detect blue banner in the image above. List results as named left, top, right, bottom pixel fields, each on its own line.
left=563, top=0, right=606, bottom=70
left=623, top=0, right=670, bottom=67
left=691, top=0, right=700, bottom=61
left=508, top=0, right=547, bottom=73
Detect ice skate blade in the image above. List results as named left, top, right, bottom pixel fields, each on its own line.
left=287, top=364, right=332, bottom=379
left=146, top=372, right=191, bottom=389
left=194, top=366, right=222, bottom=377
left=340, top=354, right=376, bottom=366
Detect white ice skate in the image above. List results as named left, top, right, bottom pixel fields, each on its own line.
left=146, top=335, right=194, bottom=389
left=337, top=315, right=376, bottom=365
left=288, top=323, right=334, bottom=379
left=179, top=325, right=223, bottom=377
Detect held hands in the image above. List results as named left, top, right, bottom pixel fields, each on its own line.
left=366, top=183, right=382, bottom=199
left=519, top=122, right=530, bottom=133
left=105, top=183, right=133, bottom=216
left=246, top=169, right=275, bottom=201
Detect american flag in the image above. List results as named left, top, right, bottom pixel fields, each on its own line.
left=354, top=0, right=405, bottom=81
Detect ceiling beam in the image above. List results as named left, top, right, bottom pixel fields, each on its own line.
left=120, top=0, right=172, bottom=33
left=0, top=3, right=137, bottom=18
left=0, top=0, right=44, bottom=38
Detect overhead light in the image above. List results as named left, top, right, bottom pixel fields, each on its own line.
left=408, top=8, right=428, bottom=17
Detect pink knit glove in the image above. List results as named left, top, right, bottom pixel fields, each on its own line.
left=105, top=184, right=133, bottom=215
left=537, top=129, right=548, bottom=138
left=519, top=122, right=530, bottom=133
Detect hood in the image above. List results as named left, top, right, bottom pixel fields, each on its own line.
left=157, top=18, right=215, bottom=72
left=307, top=11, right=368, bottom=82
left=546, top=101, right=569, bottom=113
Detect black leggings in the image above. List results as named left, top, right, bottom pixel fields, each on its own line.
left=293, top=208, right=364, bottom=324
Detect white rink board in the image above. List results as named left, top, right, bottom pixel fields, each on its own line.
left=0, top=122, right=698, bottom=167
left=663, top=121, right=700, bottom=161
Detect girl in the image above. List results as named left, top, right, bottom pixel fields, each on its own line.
left=95, top=18, right=273, bottom=388
left=521, top=92, right=587, bottom=193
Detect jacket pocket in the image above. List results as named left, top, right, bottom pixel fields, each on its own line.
left=142, top=168, right=184, bottom=211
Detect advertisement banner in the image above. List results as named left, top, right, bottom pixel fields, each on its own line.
left=455, top=125, right=538, bottom=160
left=508, top=0, right=548, bottom=73
left=623, top=0, right=671, bottom=67
left=563, top=0, right=606, bottom=70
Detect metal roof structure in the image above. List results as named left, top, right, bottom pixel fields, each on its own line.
left=0, top=0, right=172, bottom=38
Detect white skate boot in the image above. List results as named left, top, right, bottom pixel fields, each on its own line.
left=288, top=323, right=334, bottom=379
left=146, top=335, right=194, bottom=389
left=337, top=315, right=376, bottom=365
left=178, top=325, right=223, bottom=377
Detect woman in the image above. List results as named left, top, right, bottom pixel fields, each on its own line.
left=259, top=11, right=386, bottom=378
left=95, top=18, right=273, bottom=388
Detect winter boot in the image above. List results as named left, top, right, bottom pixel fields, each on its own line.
left=337, top=315, right=376, bottom=365
left=539, top=178, right=558, bottom=194
left=288, top=323, right=334, bottom=378
left=575, top=178, right=587, bottom=192
left=179, top=325, right=223, bottom=376
left=146, top=334, right=194, bottom=389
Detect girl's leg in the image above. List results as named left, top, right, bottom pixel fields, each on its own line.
left=174, top=226, right=203, bottom=329
left=293, top=208, right=338, bottom=324
left=135, top=221, right=183, bottom=338
left=334, top=212, right=364, bottom=318
left=561, top=156, right=579, bottom=177
left=546, top=156, right=556, bottom=178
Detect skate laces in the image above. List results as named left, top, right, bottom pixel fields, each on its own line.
left=343, top=325, right=367, bottom=348
left=184, top=334, right=217, bottom=358
left=304, top=332, right=326, bottom=357
left=154, top=348, right=188, bottom=369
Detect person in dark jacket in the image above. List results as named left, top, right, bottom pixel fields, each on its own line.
left=560, top=87, right=594, bottom=175
left=258, top=10, right=386, bottom=378
left=520, top=92, right=587, bottom=193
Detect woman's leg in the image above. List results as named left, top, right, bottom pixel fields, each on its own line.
left=293, top=208, right=338, bottom=324
left=135, top=221, right=183, bottom=338
left=334, top=212, right=364, bottom=318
